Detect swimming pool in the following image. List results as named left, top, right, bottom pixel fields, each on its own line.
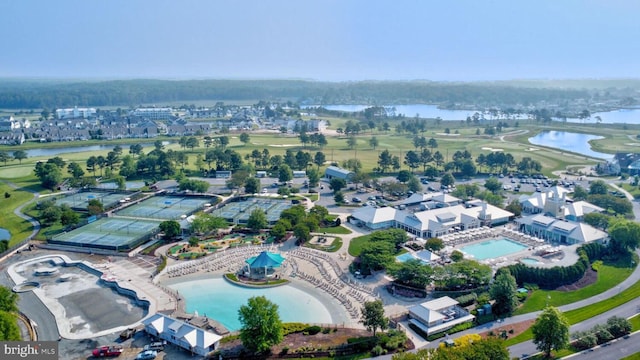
left=396, top=253, right=416, bottom=262
left=168, top=277, right=333, bottom=331
left=520, top=257, right=542, bottom=265
left=460, top=238, right=527, bottom=261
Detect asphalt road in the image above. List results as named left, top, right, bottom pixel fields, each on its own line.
left=567, top=332, right=640, bottom=360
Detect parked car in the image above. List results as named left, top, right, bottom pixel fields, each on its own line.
left=92, top=345, right=123, bottom=357
left=119, top=328, right=136, bottom=341
left=352, top=197, right=362, bottom=203
left=143, top=341, right=166, bottom=351
left=136, top=350, right=157, bottom=360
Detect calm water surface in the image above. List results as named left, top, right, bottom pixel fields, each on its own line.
left=528, top=131, right=613, bottom=160
left=169, top=277, right=333, bottom=331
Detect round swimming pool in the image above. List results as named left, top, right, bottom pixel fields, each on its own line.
left=168, top=277, right=334, bottom=331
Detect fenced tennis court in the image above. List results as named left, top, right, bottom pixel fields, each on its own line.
left=55, top=191, right=131, bottom=210
left=115, top=196, right=210, bottom=220
left=211, top=198, right=292, bottom=225
left=49, top=217, right=161, bottom=250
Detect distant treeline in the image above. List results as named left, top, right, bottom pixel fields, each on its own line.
left=0, top=79, right=592, bottom=109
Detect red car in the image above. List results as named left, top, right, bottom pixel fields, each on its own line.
left=92, top=345, right=123, bottom=357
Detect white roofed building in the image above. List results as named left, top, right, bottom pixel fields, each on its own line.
left=515, top=214, right=608, bottom=245
left=142, top=313, right=222, bottom=356
left=350, top=201, right=513, bottom=238
left=408, top=296, right=474, bottom=335
left=518, top=186, right=603, bottom=222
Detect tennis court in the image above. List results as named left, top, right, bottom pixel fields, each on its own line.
left=55, top=191, right=131, bottom=210
left=50, top=217, right=161, bottom=250
left=211, top=198, right=292, bottom=224
left=115, top=196, right=210, bottom=220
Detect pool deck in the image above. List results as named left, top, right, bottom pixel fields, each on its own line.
left=7, top=252, right=177, bottom=340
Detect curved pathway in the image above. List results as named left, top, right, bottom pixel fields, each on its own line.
left=2, top=180, right=41, bottom=242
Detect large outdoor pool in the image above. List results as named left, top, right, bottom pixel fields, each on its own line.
left=460, top=238, right=527, bottom=261
left=168, top=277, right=333, bottom=331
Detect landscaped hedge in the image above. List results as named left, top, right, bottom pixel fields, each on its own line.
left=502, top=243, right=607, bottom=289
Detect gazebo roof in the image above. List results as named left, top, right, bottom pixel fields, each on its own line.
left=246, top=251, right=285, bottom=268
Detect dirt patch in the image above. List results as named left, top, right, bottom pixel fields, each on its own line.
left=554, top=268, right=598, bottom=292
left=478, top=319, right=535, bottom=340
left=219, top=328, right=391, bottom=358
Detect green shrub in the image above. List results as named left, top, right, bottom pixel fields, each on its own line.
left=304, top=325, right=322, bottom=335
left=322, top=327, right=331, bottom=334
left=282, top=322, right=308, bottom=335
left=371, top=345, right=385, bottom=356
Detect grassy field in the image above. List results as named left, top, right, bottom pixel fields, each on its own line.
left=515, top=258, right=635, bottom=315
left=317, top=225, right=352, bottom=235
left=505, top=266, right=640, bottom=346
left=348, top=234, right=370, bottom=257
left=0, top=181, right=37, bottom=246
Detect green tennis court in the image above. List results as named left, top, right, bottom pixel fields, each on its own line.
left=211, top=198, right=292, bottom=224
left=115, top=196, right=210, bottom=220
left=50, top=217, right=161, bottom=250
left=55, top=191, right=131, bottom=210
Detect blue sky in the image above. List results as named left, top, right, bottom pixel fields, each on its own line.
left=1, top=0, right=638, bottom=81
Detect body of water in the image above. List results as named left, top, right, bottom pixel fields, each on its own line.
left=0, top=228, right=10, bottom=241
left=168, top=277, right=333, bottom=331
left=460, top=238, right=527, bottom=261
left=23, top=142, right=167, bottom=158
left=305, top=104, right=480, bottom=120
left=307, top=104, right=640, bottom=124
left=528, top=131, right=613, bottom=160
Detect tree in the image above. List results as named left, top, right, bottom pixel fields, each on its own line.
left=387, top=259, right=433, bottom=288
left=67, top=161, right=85, bottom=178
left=425, top=238, right=444, bottom=252
left=35, top=163, right=62, bottom=190
left=407, top=176, right=422, bottom=193
left=440, top=172, right=455, bottom=187
left=238, top=296, right=283, bottom=354
left=333, top=191, right=344, bottom=204
left=306, top=168, right=320, bottom=188
left=490, top=272, right=519, bottom=316
left=360, top=300, right=387, bottom=336
left=589, top=180, right=608, bottom=195
left=369, top=136, right=379, bottom=149
left=484, top=177, right=502, bottom=194
left=270, top=222, right=288, bottom=241
left=159, top=220, right=181, bottom=240
left=532, top=306, right=570, bottom=357
left=0, top=310, right=20, bottom=340
left=347, top=136, right=357, bottom=150
left=12, top=150, right=27, bottom=164
left=245, top=177, right=261, bottom=194
left=60, top=206, right=80, bottom=227
left=607, top=217, right=640, bottom=253
left=505, top=199, right=522, bottom=217
left=397, top=170, right=413, bottom=183
left=313, top=151, right=326, bottom=169
left=278, top=164, right=293, bottom=183
left=239, top=132, right=250, bottom=145
left=129, top=143, right=143, bottom=157
left=87, top=199, right=104, bottom=215
left=186, top=136, right=199, bottom=150
left=329, top=178, right=346, bottom=192
left=247, top=209, right=268, bottom=232
left=0, top=286, right=19, bottom=313
left=293, top=223, right=311, bottom=243
left=0, top=152, right=11, bottom=166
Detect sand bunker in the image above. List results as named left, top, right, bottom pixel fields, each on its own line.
left=269, top=144, right=297, bottom=147
left=525, top=147, right=540, bottom=151
left=481, top=147, right=504, bottom=152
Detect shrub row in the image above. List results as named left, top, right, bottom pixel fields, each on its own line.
left=503, top=243, right=607, bottom=289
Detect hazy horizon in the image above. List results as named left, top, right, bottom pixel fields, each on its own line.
left=2, top=0, right=639, bottom=82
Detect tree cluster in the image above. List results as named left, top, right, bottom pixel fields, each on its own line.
left=572, top=316, right=631, bottom=351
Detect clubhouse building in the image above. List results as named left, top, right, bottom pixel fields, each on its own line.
left=350, top=193, right=513, bottom=238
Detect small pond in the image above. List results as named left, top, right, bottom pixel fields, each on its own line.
left=528, top=131, right=613, bottom=160
left=0, top=228, right=10, bottom=241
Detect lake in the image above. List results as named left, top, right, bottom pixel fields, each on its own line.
left=0, top=228, right=9, bottom=241
left=23, top=142, right=168, bottom=158
left=307, top=104, right=640, bottom=124
left=528, top=131, right=613, bottom=160
left=305, top=104, right=481, bottom=120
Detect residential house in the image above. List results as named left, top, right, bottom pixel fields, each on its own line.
left=142, top=313, right=221, bottom=356
left=408, top=297, right=474, bottom=335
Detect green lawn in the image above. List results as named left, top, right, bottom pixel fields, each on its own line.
left=629, top=314, right=640, bottom=332
left=348, top=234, right=371, bottom=257
left=0, top=181, right=37, bottom=246
left=515, top=259, right=635, bottom=315
left=505, top=265, right=640, bottom=347
left=622, top=352, right=640, bottom=360
left=317, top=225, right=352, bottom=235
